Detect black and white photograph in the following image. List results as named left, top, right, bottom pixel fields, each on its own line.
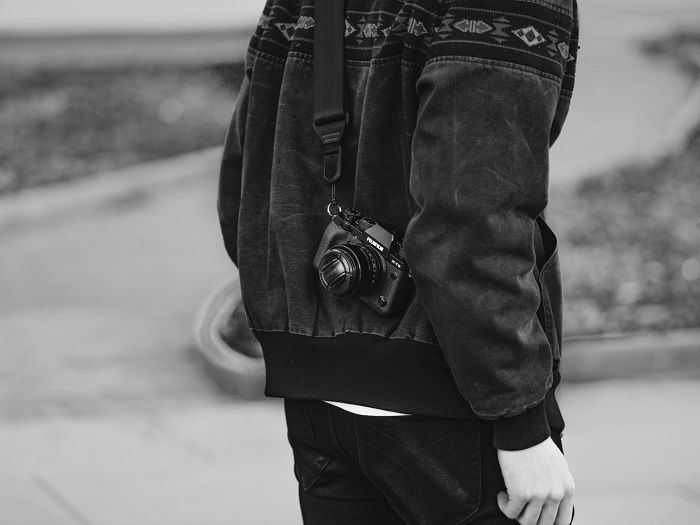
left=1, top=0, right=699, bottom=524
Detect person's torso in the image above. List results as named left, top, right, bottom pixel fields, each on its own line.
left=231, top=0, right=572, bottom=366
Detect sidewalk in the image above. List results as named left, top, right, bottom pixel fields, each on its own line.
left=2, top=167, right=699, bottom=524
left=2, top=374, right=700, bottom=525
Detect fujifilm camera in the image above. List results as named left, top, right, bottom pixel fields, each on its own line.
left=313, top=207, right=413, bottom=316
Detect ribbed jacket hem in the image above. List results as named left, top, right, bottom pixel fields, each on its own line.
left=255, top=330, right=558, bottom=450
left=254, top=330, right=478, bottom=419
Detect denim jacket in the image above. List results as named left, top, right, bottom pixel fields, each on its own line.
left=218, top=0, right=579, bottom=450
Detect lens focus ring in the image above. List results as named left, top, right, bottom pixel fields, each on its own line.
left=318, top=244, right=383, bottom=298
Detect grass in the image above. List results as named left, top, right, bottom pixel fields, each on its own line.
left=0, top=31, right=249, bottom=192
left=551, top=128, right=700, bottom=336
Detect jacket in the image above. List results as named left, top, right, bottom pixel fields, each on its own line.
left=218, top=0, right=579, bottom=451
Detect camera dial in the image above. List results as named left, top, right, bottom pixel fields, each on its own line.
left=344, top=208, right=362, bottom=221
left=318, top=243, right=384, bottom=298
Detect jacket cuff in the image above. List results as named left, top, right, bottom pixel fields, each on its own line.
left=492, top=401, right=550, bottom=451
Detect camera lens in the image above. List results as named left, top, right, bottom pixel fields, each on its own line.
left=318, top=244, right=384, bottom=298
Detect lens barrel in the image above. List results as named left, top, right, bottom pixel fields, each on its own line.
left=318, top=244, right=383, bottom=297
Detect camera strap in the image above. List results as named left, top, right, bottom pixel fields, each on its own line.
left=312, top=0, right=349, bottom=214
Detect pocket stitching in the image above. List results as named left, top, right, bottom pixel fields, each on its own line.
left=285, top=400, right=331, bottom=492
left=293, top=450, right=330, bottom=491
left=301, top=404, right=331, bottom=491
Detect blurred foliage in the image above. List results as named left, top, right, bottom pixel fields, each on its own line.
left=551, top=125, right=700, bottom=336
left=0, top=33, right=246, bottom=193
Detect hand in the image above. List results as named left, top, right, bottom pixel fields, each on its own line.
left=496, top=437, right=575, bottom=525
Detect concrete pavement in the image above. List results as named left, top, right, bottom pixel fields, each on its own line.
left=2, top=371, right=700, bottom=524
left=558, top=374, right=700, bottom=525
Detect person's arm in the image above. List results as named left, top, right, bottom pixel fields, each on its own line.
left=218, top=72, right=251, bottom=268
left=403, top=1, right=578, bottom=451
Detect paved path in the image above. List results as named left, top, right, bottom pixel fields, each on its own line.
left=0, top=164, right=231, bottom=418
left=550, top=0, right=700, bottom=185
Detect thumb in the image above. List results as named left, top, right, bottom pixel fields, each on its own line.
left=497, top=491, right=509, bottom=514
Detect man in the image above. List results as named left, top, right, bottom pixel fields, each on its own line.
left=218, top=0, right=579, bottom=524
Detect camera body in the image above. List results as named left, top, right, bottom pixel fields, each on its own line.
left=313, top=207, right=413, bottom=316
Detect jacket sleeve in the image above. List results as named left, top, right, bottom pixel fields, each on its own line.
left=218, top=72, right=251, bottom=268
left=402, top=1, right=578, bottom=450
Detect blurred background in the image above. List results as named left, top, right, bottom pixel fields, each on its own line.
left=1, top=1, right=699, bottom=524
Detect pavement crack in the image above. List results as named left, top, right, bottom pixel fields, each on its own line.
left=33, top=474, right=96, bottom=525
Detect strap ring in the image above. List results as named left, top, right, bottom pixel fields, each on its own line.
left=327, top=201, right=342, bottom=217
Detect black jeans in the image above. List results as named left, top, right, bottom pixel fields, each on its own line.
left=283, top=398, right=565, bottom=525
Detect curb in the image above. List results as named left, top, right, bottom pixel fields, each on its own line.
left=0, top=146, right=222, bottom=231
left=561, top=329, right=700, bottom=382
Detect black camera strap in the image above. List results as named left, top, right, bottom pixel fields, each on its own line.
left=313, top=0, right=349, bottom=214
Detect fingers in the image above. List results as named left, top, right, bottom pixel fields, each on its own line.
left=536, top=501, right=559, bottom=525
left=518, top=499, right=545, bottom=525
left=497, top=491, right=527, bottom=520
left=498, top=492, right=573, bottom=525
left=555, top=495, right=574, bottom=525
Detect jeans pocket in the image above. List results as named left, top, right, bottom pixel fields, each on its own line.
left=283, top=398, right=331, bottom=491
left=356, top=416, right=481, bottom=525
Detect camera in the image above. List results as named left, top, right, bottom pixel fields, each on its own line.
left=313, top=207, right=413, bottom=316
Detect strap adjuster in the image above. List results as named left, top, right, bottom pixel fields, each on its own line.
left=314, top=116, right=348, bottom=185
